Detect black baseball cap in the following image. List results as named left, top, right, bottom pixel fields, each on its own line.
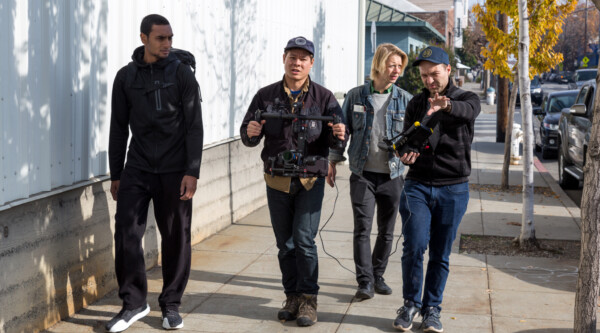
left=284, top=36, right=314, bottom=55
left=412, top=46, right=449, bottom=66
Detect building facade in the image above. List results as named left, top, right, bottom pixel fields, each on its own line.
left=0, top=1, right=362, bottom=332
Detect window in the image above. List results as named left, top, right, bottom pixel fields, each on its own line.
left=548, top=95, right=576, bottom=113
left=576, top=86, right=589, bottom=105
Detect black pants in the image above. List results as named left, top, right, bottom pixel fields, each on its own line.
left=266, top=178, right=325, bottom=296
left=350, top=171, right=403, bottom=284
left=114, top=167, right=192, bottom=311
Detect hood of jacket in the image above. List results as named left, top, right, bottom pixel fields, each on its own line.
left=131, top=45, right=178, bottom=70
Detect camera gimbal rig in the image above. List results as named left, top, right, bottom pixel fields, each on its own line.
left=377, top=120, right=433, bottom=156
left=255, top=109, right=343, bottom=177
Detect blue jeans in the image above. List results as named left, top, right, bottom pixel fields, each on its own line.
left=399, top=180, right=469, bottom=311
left=266, top=177, right=325, bottom=295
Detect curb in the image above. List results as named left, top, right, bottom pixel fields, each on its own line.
left=533, top=157, right=581, bottom=229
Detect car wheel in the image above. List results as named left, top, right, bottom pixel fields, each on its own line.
left=558, top=147, right=579, bottom=189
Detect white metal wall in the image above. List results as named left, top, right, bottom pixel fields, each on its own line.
left=1, top=0, right=108, bottom=207
left=0, top=0, right=360, bottom=207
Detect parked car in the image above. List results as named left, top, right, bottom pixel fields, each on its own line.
left=511, top=75, right=543, bottom=106
left=541, top=71, right=552, bottom=83
left=568, top=68, right=597, bottom=90
left=533, top=90, right=578, bottom=159
left=548, top=73, right=558, bottom=82
left=552, top=71, right=568, bottom=83
left=560, top=71, right=573, bottom=84
left=557, top=79, right=596, bottom=188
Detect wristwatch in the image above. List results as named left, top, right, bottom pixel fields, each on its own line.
left=443, top=102, right=452, bottom=113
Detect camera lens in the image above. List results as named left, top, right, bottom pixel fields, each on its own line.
left=282, top=151, right=295, bottom=162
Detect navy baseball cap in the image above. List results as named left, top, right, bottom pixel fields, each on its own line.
left=412, top=46, right=449, bottom=66
left=284, top=36, right=314, bottom=55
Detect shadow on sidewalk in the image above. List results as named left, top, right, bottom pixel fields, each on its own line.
left=189, top=270, right=356, bottom=303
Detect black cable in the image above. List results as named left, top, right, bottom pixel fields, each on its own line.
left=318, top=179, right=356, bottom=275
left=318, top=177, right=412, bottom=275
left=389, top=185, right=411, bottom=257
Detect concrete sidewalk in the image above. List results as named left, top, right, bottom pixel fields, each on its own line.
left=46, top=82, right=583, bottom=332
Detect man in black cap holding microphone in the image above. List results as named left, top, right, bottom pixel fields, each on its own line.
left=240, top=36, right=347, bottom=327
left=393, top=46, right=480, bottom=332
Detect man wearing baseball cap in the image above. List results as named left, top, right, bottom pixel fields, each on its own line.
left=240, top=36, right=347, bottom=327
left=393, top=46, right=480, bottom=332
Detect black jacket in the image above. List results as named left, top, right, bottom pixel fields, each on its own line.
left=109, top=46, right=203, bottom=180
left=404, top=81, right=480, bottom=185
left=240, top=77, right=348, bottom=177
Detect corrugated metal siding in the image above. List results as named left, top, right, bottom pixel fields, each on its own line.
left=1, top=0, right=109, bottom=206
left=1, top=0, right=360, bottom=207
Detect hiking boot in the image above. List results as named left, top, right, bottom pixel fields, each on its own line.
left=355, top=281, right=374, bottom=300
left=277, top=293, right=300, bottom=321
left=105, top=303, right=150, bottom=332
left=392, top=300, right=420, bottom=331
left=296, top=294, right=318, bottom=327
left=374, top=275, right=392, bottom=295
left=422, top=306, right=443, bottom=332
left=161, top=308, right=184, bottom=330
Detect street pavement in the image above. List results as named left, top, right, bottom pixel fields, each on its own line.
left=45, top=82, right=584, bottom=332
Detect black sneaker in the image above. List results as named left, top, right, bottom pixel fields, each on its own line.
left=422, top=306, right=443, bottom=333
left=355, top=281, right=374, bottom=300
left=392, top=300, right=420, bottom=331
left=105, top=304, right=150, bottom=332
left=162, top=308, right=184, bottom=330
left=374, top=275, right=392, bottom=295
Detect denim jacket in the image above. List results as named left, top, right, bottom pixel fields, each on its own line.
left=329, top=82, right=412, bottom=179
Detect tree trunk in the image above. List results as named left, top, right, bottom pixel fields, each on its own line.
left=574, top=39, right=600, bottom=333
left=575, top=1, right=600, bottom=329
left=497, top=76, right=509, bottom=142
left=501, top=71, right=519, bottom=190
left=496, top=13, right=509, bottom=143
left=517, top=0, right=537, bottom=248
left=484, top=69, right=490, bottom=92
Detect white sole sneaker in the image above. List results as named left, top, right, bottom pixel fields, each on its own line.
left=106, top=304, right=150, bottom=332
left=162, top=317, right=184, bottom=330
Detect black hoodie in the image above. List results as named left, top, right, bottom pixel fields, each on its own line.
left=403, top=81, right=480, bottom=185
left=109, top=46, right=203, bottom=180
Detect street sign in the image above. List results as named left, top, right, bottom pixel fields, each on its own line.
left=582, top=56, right=589, bottom=68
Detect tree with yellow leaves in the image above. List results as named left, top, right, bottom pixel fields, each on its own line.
left=473, top=0, right=575, bottom=80
left=473, top=0, right=576, bottom=250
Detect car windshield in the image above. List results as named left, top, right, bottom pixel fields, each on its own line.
left=531, top=76, right=540, bottom=85
left=548, top=95, right=577, bottom=113
left=577, top=70, right=597, bottom=82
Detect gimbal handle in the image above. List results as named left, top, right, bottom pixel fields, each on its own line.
left=255, top=109, right=335, bottom=122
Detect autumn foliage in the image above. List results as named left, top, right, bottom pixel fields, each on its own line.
left=473, top=0, right=577, bottom=80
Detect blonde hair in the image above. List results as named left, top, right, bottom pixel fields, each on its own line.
left=370, top=43, right=408, bottom=80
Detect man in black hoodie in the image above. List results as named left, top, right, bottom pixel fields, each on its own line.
left=392, top=46, right=480, bottom=333
left=107, top=14, right=203, bottom=332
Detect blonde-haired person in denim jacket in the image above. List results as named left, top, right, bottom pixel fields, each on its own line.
left=328, top=43, right=412, bottom=301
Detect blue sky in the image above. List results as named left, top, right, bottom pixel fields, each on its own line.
left=468, top=0, right=484, bottom=9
